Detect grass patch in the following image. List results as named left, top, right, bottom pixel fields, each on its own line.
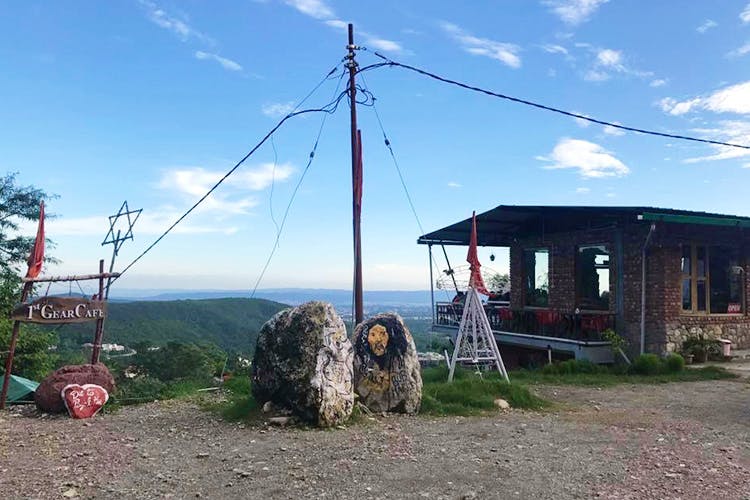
left=420, top=366, right=548, bottom=416
left=509, top=364, right=736, bottom=386
left=203, top=376, right=261, bottom=422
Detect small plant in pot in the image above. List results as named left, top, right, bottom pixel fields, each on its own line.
left=682, top=335, right=720, bottom=363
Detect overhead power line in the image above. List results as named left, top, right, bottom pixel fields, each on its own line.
left=251, top=70, right=348, bottom=297
left=360, top=51, right=750, bottom=152
left=112, top=67, right=348, bottom=285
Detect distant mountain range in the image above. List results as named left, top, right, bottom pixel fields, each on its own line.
left=110, top=288, right=434, bottom=307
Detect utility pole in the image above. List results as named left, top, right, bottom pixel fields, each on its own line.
left=347, top=23, right=364, bottom=326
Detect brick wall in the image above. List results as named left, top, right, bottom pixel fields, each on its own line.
left=509, top=222, right=750, bottom=355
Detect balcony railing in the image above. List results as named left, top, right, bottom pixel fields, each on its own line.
left=435, top=302, right=614, bottom=342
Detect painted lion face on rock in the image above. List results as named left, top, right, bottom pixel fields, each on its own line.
left=367, top=324, right=389, bottom=357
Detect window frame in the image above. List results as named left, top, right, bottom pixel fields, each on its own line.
left=680, top=243, right=745, bottom=316
left=523, top=247, right=550, bottom=308
left=575, top=243, right=612, bottom=312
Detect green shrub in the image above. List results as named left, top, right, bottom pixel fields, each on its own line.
left=630, top=354, right=662, bottom=375
left=116, top=376, right=167, bottom=404
left=665, top=353, right=685, bottom=373
left=542, top=359, right=604, bottom=375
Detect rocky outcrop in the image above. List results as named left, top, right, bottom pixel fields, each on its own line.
left=353, top=313, right=422, bottom=414
left=251, top=301, right=354, bottom=427
left=35, top=364, right=115, bottom=413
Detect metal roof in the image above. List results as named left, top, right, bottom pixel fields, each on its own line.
left=417, top=205, right=750, bottom=246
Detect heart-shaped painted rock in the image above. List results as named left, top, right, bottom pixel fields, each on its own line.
left=61, top=384, right=109, bottom=419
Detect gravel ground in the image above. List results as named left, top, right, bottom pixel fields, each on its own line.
left=2, top=378, right=749, bottom=500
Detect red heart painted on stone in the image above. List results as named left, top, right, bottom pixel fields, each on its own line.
left=61, top=384, right=109, bottom=419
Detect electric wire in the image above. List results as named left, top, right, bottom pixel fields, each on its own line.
left=268, top=135, right=280, bottom=236
left=358, top=75, right=465, bottom=314
left=250, top=71, right=348, bottom=298
left=359, top=52, right=750, bottom=151
left=112, top=81, right=349, bottom=286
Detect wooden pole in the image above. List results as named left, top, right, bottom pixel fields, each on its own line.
left=347, top=23, right=364, bottom=326
left=0, top=281, right=33, bottom=410
left=91, top=259, right=105, bottom=364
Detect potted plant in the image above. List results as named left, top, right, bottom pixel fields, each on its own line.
left=682, top=335, right=720, bottom=363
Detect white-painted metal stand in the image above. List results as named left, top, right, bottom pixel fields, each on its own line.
left=448, top=285, right=509, bottom=382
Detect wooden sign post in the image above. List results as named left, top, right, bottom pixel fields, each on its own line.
left=0, top=261, right=119, bottom=409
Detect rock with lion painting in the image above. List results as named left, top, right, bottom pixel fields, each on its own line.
left=252, top=301, right=354, bottom=427
left=353, top=313, right=422, bottom=414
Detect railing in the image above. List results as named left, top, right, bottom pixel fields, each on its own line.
left=435, top=302, right=614, bottom=342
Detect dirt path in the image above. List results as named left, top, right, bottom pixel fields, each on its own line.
left=2, top=379, right=749, bottom=499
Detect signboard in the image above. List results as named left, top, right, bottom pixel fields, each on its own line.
left=728, top=303, right=742, bottom=314
left=11, top=297, right=107, bottom=324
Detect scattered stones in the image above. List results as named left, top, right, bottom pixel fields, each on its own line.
left=352, top=313, right=422, bottom=414
left=252, top=302, right=354, bottom=427
left=35, top=364, right=115, bottom=414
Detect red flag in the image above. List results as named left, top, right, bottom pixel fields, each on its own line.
left=466, top=211, right=490, bottom=295
left=353, top=129, right=363, bottom=218
left=25, top=201, right=45, bottom=279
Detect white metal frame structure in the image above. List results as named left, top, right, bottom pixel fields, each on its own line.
left=448, top=285, right=509, bottom=382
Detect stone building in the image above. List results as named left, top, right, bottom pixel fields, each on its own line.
left=419, top=206, right=750, bottom=361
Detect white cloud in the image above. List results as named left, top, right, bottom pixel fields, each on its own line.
left=284, top=0, right=334, bottom=20
left=573, top=111, right=591, bottom=128
left=325, top=19, right=348, bottom=30
left=696, top=19, right=718, bottom=33
left=584, top=69, right=610, bottom=82
left=537, top=138, right=630, bottom=178
left=283, top=4, right=403, bottom=54
left=575, top=187, right=590, bottom=194
left=577, top=45, right=653, bottom=83
left=440, top=22, right=521, bottom=68
left=138, top=0, right=212, bottom=44
left=361, top=35, right=403, bottom=54
left=650, top=79, right=668, bottom=88
left=447, top=181, right=462, bottom=188
left=540, top=44, right=568, bottom=55
left=261, top=101, right=296, bottom=118
left=603, top=122, right=626, bottom=136
left=742, top=3, right=750, bottom=23
left=544, top=0, right=609, bottom=25
left=596, top=48, right=622, bottom=68
left=727, top=42, right=750, bottom=58
left=157, top=164, right=294, bottom=215
left=684, top=121, right=750, bottom=163
left=42, top=212, right=239, bottom=237
left=194, top=51, right=242, bottom=71
left=658, top=81, right=750, bottom=115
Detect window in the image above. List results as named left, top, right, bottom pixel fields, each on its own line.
left=576, top=245, right=611, bottom=310
left=682, top=244, right=744, bottom=314
left=524, top=248, right=549, bottom=307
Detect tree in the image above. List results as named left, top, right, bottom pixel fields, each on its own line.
left=0, top=173, right=57, bottom=380
left=488, top=273, right=510, bottom=294
left=0, top=172, right=54, bottom=274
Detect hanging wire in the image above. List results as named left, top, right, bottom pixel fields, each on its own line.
left=357, top=51, right=750, bottom=151
left=111, top=70, right=349, bottom=286
left=250, top=70, right=348, bottom=297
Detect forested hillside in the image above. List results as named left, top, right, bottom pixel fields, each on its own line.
left=54, top=298, right=288, bottom=354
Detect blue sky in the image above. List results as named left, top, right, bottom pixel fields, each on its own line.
left=3, top=0, right=750, bottom=293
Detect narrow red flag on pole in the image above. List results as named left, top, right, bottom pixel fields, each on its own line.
left=466, top=211, right=490, bottom=296
left=25, top=201, right=45, bottom=279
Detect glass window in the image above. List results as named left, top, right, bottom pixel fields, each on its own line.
left=709, top=246, right=743, bottom=314
left=682, top=278, right=692, bottom=310
left=682, top=244, right=744, bottom=314
left=524, top=249, right=549, bottom=307
left=577, top=245, right=610, bottom=310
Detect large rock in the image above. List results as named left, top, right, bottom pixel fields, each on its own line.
left=252, top=301, right=354, bottom=427
left=353, top=313, right=422, bottom=414
left=35, top=364, right=115, bottom=413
